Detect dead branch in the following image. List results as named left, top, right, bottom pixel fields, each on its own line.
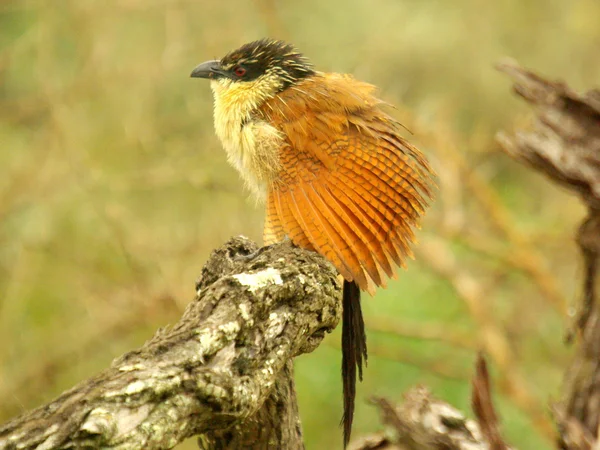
left=471, top=354, right=509, bottom=450
left=0, top=236, right=341, bottom=450
left=496, top=60, right=600, bottom=449
left=349, top=386, right=491, bottom=450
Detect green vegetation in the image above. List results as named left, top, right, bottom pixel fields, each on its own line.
left=1, top=0, right=599, bottom=448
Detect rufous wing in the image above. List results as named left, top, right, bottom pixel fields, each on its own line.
left=259, top=73, right=434, bottom=294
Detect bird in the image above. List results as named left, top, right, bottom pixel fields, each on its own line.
left=191, top=38, right=434, bottom=447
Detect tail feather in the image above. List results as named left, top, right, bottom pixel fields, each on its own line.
left=341, top=280, right=367, bottom=448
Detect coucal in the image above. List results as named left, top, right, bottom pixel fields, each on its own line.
left=191, top=38, right=434, bottom=447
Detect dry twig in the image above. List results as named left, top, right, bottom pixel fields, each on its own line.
left=471, top=353, right=509, bottom=450
left=350, top=386, right=488, bottom=450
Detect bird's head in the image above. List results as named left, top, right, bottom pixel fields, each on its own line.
left=191, top=39, right=315, bottom=112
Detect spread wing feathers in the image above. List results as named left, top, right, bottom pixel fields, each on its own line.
left=260, top=73, right=434, bottom=292
left=264, top=191, right=286, bottom=245
left=271, top=186, right=313, bottom=251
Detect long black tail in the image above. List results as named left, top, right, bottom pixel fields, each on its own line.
left=341, top=280, right=367, bottom=448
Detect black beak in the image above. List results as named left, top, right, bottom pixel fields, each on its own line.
left=190, top=60, right=221, bottom=79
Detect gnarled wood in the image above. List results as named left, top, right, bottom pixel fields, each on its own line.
left=349, top=386, right=492, bottom=450
left=0, top=237, right=341, bottom=450
left=497, top=60, right=600, bottom=450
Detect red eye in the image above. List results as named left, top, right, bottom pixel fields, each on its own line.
left=233, top=66, right=246, bottom=77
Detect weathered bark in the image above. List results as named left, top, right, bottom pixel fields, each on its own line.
left=496, top=60, right=600, bottom=450
left=198, top=361, right=303, bottom=450
left=0, top=236, right=342, bottom=450
left=348, top=386, right=492, bottom=450
left=347, top=354, right=510, bottom=450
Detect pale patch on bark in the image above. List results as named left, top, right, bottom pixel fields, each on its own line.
left=232, top=267, right=283, bottom=293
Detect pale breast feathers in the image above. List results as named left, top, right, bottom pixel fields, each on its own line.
left=210, top=77, right=284, bottom=200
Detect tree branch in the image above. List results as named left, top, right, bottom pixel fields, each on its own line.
left=0, top=237, right=342, bottom=450
left=349, top=386, right=494, bottom=450
left=496, top=60, right=600, bottom=449
left=495, top=60, right=600, bottom=210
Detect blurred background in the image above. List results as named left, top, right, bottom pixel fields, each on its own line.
left=1, top=0, right=599, bottom=448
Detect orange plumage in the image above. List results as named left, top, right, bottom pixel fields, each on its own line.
left=259, top=73, right=433, bottom=295
left=191, top=39, right=434, bottom=448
